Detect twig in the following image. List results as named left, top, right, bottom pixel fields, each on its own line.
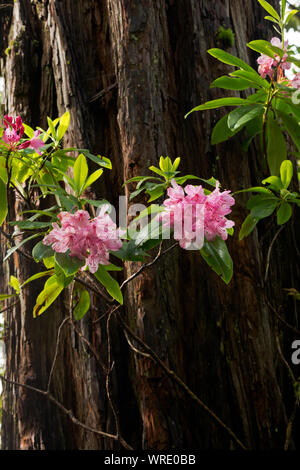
left=267, top=300, right=300, bottom=336
left=0, top=299, right=20, bottom=314
left=284, top=401, right=298, bottom=450
left=264, top=225, right=285, bottom=283
left=47, top=316, right=70, bottom=392
left=116, top=312, right=247, bottom=450
left=88, top=83, right=117, bottom=103
left=120, top=242, right=178, bottom=290
left=0, top=375, right=121, bottom=443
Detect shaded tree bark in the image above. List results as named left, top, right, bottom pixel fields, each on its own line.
left=0, top=0, right=299, bottom=450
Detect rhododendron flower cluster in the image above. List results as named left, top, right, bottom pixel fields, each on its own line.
left=257, top=37, right=291, bottom=79
left=43, top=207, right=123, bottom=273
left=2, top=115, right=44, bottom=154
left=160, top=180, right=235, bottom=250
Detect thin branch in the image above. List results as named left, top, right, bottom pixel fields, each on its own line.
left=116, top=312, right=247, bottom=450
left=120, top=242, right=178, bottom=290
left=284, top=401, right=298, bottom=451
left=0, top=375, right=122, bottom=443
left=47, top=316, right=70, bottom=392
left=0, top=299, right=20, bottom=314
left=264, top=225, right=285, bottom=283
left=267, top=300, right=300, bottom=336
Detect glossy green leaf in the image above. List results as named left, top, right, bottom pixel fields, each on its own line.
left=73, top=153, right=88, bottom=195
left=0, top=178, right=7, bottom=226
left=280, top=160, right=293, bottom=189
left=210, top=76, right=253, bottom=91
left=239, top=214, right=260, bottom=240
left=32, top=241, right=55, bottom=261
left=55, top=252, right=85, bottom=277
left=185, top=97, right=246, bottom=118
left=262, top=176, right=283, bottom=191
left=73, top=287, right=90, bottom=321
left=82, top=169, right=103, bottom=191
left=267, top=118, right=287, bottom=176
left=228, top=104, right=264, bottom=131
left=33, top=275, right=64, bottom=317
left=21, top=270, right=55, bottom=288
left=57, top=111, right=70, bottom=141
left=257, top=0, right=280, bottom=20
left=211, top=114, right=236, bottom=144
left=247, top=194, right=279, bottom=218
left=94, top=265, right=123, bottom=304
left=9, top=276, right=20, bottom=295
left=247, top=40, right=276, bottom=58
left=230, top=70, right=270, bottom=89
left=207, top=48, right=256, bottom=73
left=277, top=202, right=292, bottom=225
left=200, top=237, right=233, bottom=284
left=278, top=111, right=300, bottom=153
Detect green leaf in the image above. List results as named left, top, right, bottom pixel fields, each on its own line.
left=185, top=97, right=246, bottom=118
left=281, top=0, right=286, bottom=19
left=4, top=233, right=41, bottom=262
left=0, top=293, right=18, bottom=301
left=94, top=265, right=123, bottom=304
left=174, top=175, right=201, bottom=184
left=247, top=40, right=276, bottom=59
left=210, top=76, right=253, bottom=91
left=200, top=237, right=233, bottom=284
left=257, top=0, right=280, bottom=21
left=211, top=114, right=236, bottom=144
left=230, top=70, right=270, bottom=89
left=146, top=183, right=166, bottom=202
left=0, top=178, right=7, bottom=226
left=21, top=270, right=55, bottom=288
left=73, top=287, right=90, bottom=321
left=32, top=241, right=55, bottom=261
left=47, top=117, right=57, bottom=140
left=82, top=169, right=103, bottom=191
left=23, top=124, right=34, bottom=139
left=73, top=153, right=88, bottom=196
left=0, top=158, right=8, bottom=184
left=55, top=252, right=85, bottom=277
left=239, top=214, right=260, bottom=240
left=57, top=111, right=70, bottom=141
left=278, top=111, right=300, bottom=153
left=227, top=104, right=264, bottom=131
left=33, top=275, right=64, bottom=317
left=280, top=160, right=293, bottom=189
left=264, top=15, right=279, bottom=24
left=9, top=276, right=20, bottom=295
left=113, top=240, right=148, bottom=262
left=207, top=48, right=256, bottom=73
left=285, top=9, right=298, bottom=25
left=9, top=220, right=51, bottom=230
left=234, top=186, right=273, bottom=195
left=267, top=118, right=287, bottom=176
left=277, top=202, right=292, bottom=225
left=247, top=194, right=279, bottom=218
left=262, top=176, right=283, bottom=191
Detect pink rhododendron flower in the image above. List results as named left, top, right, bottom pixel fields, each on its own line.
left=2, top=115, right=45, bottom=154
left=2, top=115, right=24, bottom=149
left=291, top=73, right=300, bottom=89
left=257, top=37, right=291, bottom=79
left=160, top=180, right=235, bottom=250
left=19, top=130, right=45, bottom=155
left=43, top=207, right=123, bottom=273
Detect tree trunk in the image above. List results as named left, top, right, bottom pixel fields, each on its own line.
left=0, top=0, right=299, bottom=450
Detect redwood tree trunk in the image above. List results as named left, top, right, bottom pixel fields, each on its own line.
left=0, top=0, right=299, bottom=450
